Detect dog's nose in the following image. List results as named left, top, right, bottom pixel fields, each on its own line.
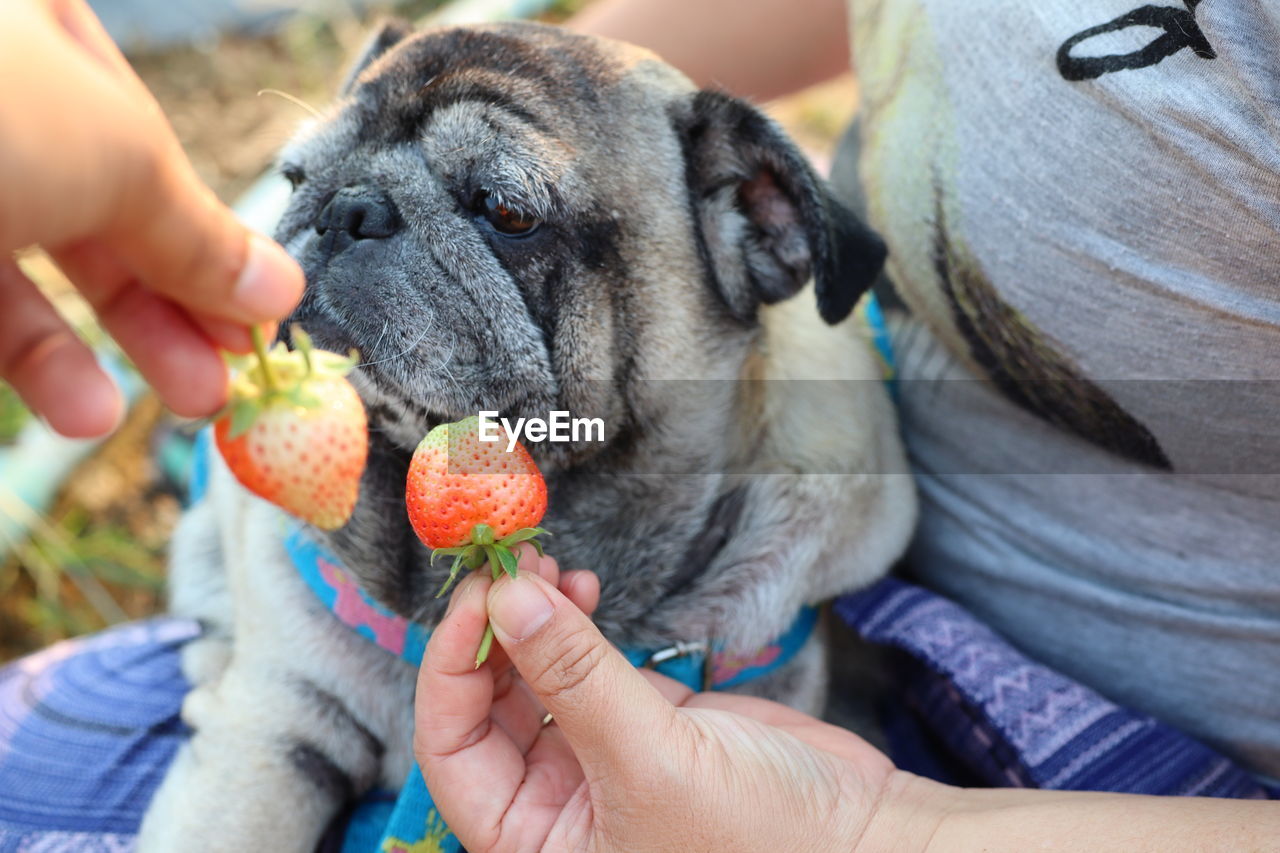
left=315, top=186, right=402, bottom=246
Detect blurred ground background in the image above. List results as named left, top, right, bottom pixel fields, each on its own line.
left=0, top=0, right=856, bottom=661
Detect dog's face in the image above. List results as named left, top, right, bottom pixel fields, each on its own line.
left=273, top=21, right=887, bottom=625
left=277, top=21, right=882, bottom=448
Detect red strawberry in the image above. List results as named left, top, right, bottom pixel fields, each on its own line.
left=215, top=327, right=368, bottom=531
left=406, top=416, right=547, bottom=548
left=406, top=416, right=548, bottom=664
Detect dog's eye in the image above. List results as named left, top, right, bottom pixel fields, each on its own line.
left=481, top=195, right=541, bottom=237
left=281, top=164, right=306, bottom=190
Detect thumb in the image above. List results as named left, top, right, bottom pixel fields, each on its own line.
left=487, top=571, right=684, bottom=781
left=107, top=160, right=303, bottom=327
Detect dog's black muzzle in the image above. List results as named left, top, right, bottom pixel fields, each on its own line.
left=314, top=185, right=402, bottom=258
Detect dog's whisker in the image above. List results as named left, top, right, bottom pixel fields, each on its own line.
left=257, top=88, right=322, bottom=118
left=421, top=336, right=460, bottom=387
left=369, top=320, right=391, bottom=359
left=359, top=322, right=434, bottom=369
left=407, top=601, right=435, bottom=625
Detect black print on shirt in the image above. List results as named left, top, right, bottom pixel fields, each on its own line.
left=928, top=178, right=1172, bottom=470
left=1057, top=1, right=1216, bottom=81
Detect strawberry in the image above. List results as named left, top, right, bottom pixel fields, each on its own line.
left=215, top=327, right=367, bottom=531
left=406, top=416, right=548, bottom=664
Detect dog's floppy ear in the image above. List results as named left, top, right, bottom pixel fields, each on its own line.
left=675, top=91, right=886, bottom=324
left=340, top=18, right=414, bottom=96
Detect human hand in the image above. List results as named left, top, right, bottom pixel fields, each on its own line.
left=415, top=563, right=943, bottom=853
left=0, top=0, right=303, bottom=438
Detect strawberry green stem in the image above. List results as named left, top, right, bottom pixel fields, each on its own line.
left=474, top=557, right=505, bottom=667
left=250, top=326, right=279, bottom=393
left=476, top=624, right=495, bottom=668
left=292, top=324, right=315, bottom=378
left=438, top=530, right=548, bottom=667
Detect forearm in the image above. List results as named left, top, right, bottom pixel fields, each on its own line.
left=567, top=0, right=850, bottom=101
left=867, top=771, right=1280, bottom=852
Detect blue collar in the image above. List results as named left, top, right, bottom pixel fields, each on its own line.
left=284, top=523, right=818, bottom=693
left=860, top=290, right=897, bottom=392
left=285, top=525, right=431, bottom=664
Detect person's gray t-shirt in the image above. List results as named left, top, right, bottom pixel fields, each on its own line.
left=844, top=0, right=1280, bottom=780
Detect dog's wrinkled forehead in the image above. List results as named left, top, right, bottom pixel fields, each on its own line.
left=357, top=24, right=625, bottom=138
left=287, top=24, right=682, bottom=209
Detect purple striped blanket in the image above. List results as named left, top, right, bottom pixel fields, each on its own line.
left=0, top=578, right=1270, bottom=851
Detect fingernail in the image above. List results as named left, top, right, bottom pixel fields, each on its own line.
left=231, top=234, right=303, bottom=321
left=489, top=576, right=553, bottom=641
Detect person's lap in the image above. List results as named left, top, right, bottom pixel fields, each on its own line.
left=0, top=618, right=195, bottom=852
left=3, top=583, right=1273, bottom=853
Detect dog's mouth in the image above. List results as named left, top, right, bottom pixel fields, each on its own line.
left=278, top=315, right=355, bottom=359
left=282, top=315, right=544, bottom=454
left=280, top=317, right=449, bottom=445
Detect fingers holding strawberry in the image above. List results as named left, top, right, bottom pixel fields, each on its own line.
left=436, top=543, right=601, bottom=675
left=406, top=415, right=550, bottom=665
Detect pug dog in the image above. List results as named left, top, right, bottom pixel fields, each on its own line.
left=137, top=20, right=916, bottom=851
